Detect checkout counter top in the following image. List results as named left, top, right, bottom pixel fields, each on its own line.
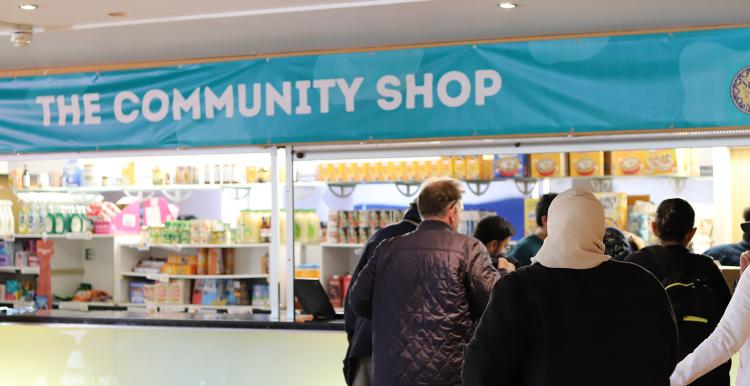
left=0, top=308, right=345, bottom=331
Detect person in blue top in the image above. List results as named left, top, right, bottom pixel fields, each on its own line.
left=704, top=208, right=750, bottom=266
left=508, top=193, right=557, bottom=267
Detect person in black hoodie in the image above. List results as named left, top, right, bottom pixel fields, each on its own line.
left=624, top=198, right=731, bottom=386
left=463, top=188, right=678, bottom=386
left=342, top=202, right=421, bottom=386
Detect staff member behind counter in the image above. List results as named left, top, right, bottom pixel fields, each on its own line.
left=704, top=207, right=750, bottom=266
left=508, top=193, right=557, bottom=267
left=472, top=215, right=518, bottom=272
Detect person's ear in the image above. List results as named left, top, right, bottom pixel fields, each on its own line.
left=487, top=240, right=498, bottom=253
left=541, top=215, right=548, bottom=227
left=686, top=227, right=698, bottom=244
left=651, top=221, right=660, bottom=238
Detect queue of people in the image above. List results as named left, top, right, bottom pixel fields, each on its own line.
left=343, top=177, right=743, bottom=386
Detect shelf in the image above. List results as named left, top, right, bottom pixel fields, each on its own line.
left=9, top=233, right=115, bottom=241
left=0, top=266, right=40, bottom=275
left=55, top=301, right=117, bottom=311
left=121, top=272, right=269, bottom=281
left=0, top=300, right=35, bottom=308
left=14, top=183, right=264, bottom=194
left=121, top=303, right=270, bottom=313
left=315, top=175, right=713, bottom=186
left=320, top=243, right=365, bottom=249
left=120, top=243, right=270, bottom=251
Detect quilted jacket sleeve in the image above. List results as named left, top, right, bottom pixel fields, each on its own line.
left=349, top=240, right=389, bottom=319
left=466, top=238, right=502, bottom=321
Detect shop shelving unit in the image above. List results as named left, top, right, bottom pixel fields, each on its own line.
left=115, top=241, right=271, bottom=313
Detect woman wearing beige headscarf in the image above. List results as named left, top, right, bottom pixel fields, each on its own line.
left=462, top=188, right=679, bottom=386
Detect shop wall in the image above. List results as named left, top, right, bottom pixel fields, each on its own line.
left=731, top=148, right=750, bottom=242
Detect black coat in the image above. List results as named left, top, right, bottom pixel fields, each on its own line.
left=625, top=246, right=732, bottom=386
left=342, top=204, right=421, bottom=384
left=349, top=220, right=500, bottom=386
left=463, top=260, right=679, bottom=386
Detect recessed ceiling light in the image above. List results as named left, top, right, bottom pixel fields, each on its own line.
left=498, top=2, right=517, bottom=9
left=18, top=3, right=38, bottom=11
left=108, top=12, right=129, bottom=17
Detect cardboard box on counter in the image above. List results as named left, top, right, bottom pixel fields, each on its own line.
left=531, top=153, right=567, bottom=178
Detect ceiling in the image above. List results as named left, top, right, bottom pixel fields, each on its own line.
left=0, top=0, right=749, bottom=71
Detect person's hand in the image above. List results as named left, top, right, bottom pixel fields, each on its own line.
left=741, top=251, right=750, bottom=275
left=498, top=258, right=516, bottom=273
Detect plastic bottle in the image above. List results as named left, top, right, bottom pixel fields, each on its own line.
left=22, top=165, right=30, bottom=189
left=45, top=203, right=55, bottom=234
left=0, top=202, right=8, bottom=236
left=3, top=201, right=12, bottom=237
left=27, top=200, right=37, bottom=234
left=37, top=201, right=47, bottom=235
left=17, top=201, right=28, bottom=234
left=54, top=205, right=66, bottom=234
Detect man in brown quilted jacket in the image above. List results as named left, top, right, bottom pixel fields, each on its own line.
left=349, top=178, right=502, bottom=386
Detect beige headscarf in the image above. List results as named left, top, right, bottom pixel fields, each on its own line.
left=532, top=188, right=611, bottom=269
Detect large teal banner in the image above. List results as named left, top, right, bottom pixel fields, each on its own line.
left=1, top=27, right=750, bottom=153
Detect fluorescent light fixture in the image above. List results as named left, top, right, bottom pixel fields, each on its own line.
left=70, top=0, right=429, bottom=30
left=18, top=3, right=38, bottom=10
left=498, top=2, right=517, bottom=9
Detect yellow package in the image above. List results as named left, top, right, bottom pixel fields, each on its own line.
left=480, top=155, right=495, bottom=180
left=595, top=192, right=628, bottom=229
left=452, top=157, right=467, bottom=180
left=569, top=152, right=606, bottom=177
left=437, top=158, right=453, bottom=177
left=612, top=151, right=649, bottom=176
left=531, top=153, right=566, bottom=178
left=647, top=149, right=696, bottom=176
left=524, top=198, right=540, bottom=236
left=353, top=163, right=366, bottom=182
left=466, top=156, right=481, bottom=180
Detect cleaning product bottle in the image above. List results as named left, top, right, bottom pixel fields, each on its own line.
left=37, top=201, right=47, bottom=235
left=45, top=203, right=56, bottom=234
left=27, top=200, right=36, bottom=234
left=17, top=201, right=28, bottom=234
left=54, top=204, right=66, bottom=234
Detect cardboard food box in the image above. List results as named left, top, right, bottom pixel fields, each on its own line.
left=531, top=153, right=567, bottom=178
left=613, top=149, right=696, bottom=176
left=168, top=280, right=191, bottom=304
left=595, top=192, right=629, bottom=229
left=569, top=152, right=609, bottom=177
left=648, top=149, right=696, bottom=176
left=154, top=282, right=169, bottom=304
left=612, top=150, right=647, bottom=176
left=494, top=154, right=528, bottom=178
left=523, top=198, right=540, bottom=236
